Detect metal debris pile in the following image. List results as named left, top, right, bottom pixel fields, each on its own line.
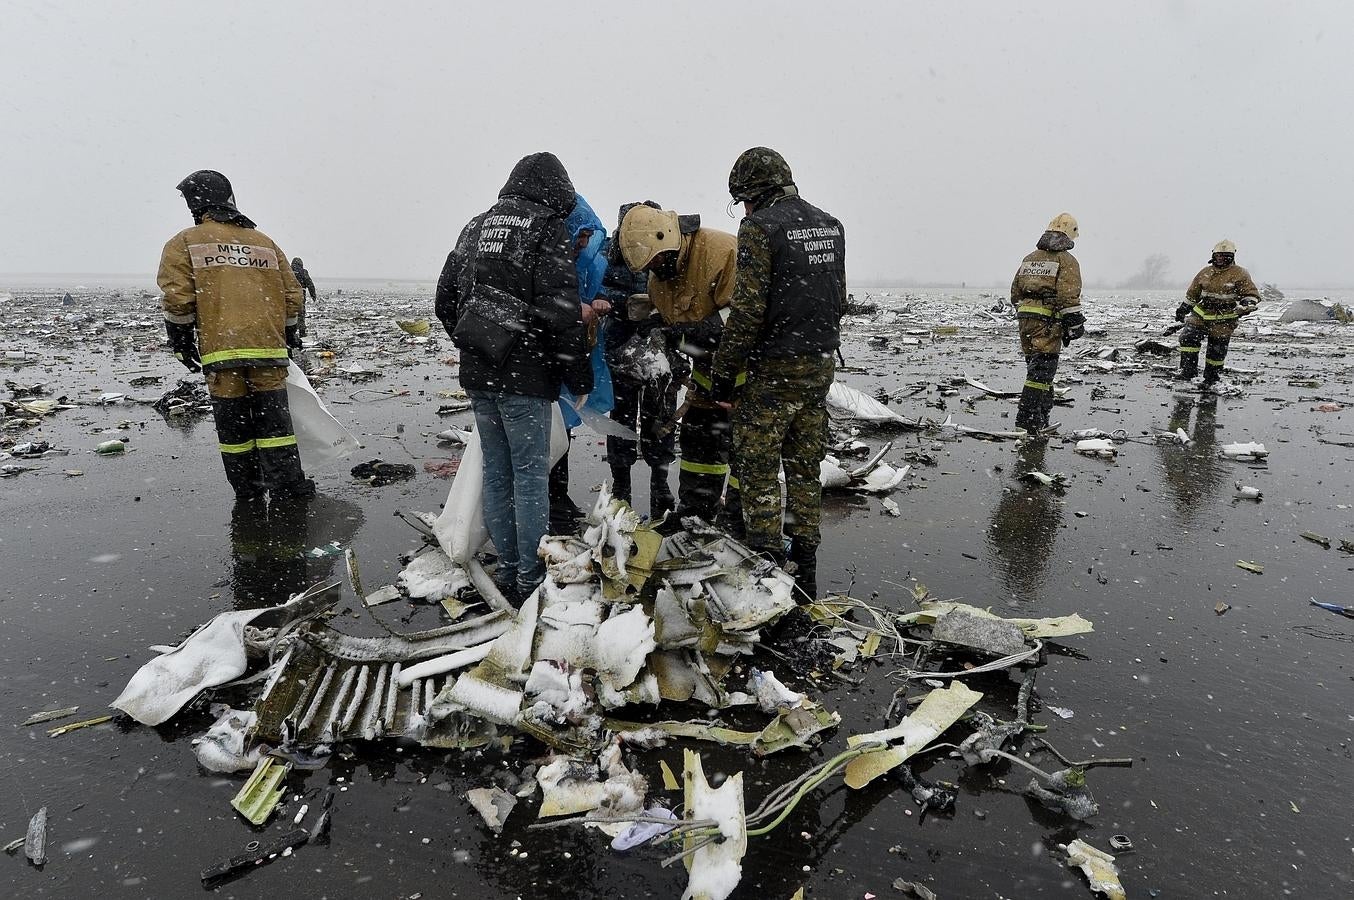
left=106, top=487, right=1131, bottom=897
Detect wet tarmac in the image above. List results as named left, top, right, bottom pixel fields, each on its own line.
left=2, top=283, right=1352, bottom=898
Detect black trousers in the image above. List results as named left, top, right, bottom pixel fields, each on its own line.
left=207, top=366, right=306, bottom=496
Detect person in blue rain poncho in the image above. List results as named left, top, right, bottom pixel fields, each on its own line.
left=549, top=193, right=616, bottom=531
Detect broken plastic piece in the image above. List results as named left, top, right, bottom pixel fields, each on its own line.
left=231, top=757, right=291, bottom=826
left=47, top=714, right=112, bottom=737
left=466, top=786, right=517, bottom=835
left=845, top=682, right=982, bottom=788
left=21, top=706, right=79, bottom=726
left=1233, top=481, right=1262, bottom=500
left=1299, top=531, right=1331, bottom=549
left=24, top=807, right=47, bottom=865
left=1062, top=838, right=1126, bottom=900
left=1074, top=438, right=1117, bottom=459
left=200, top=828, right=310, bottom=883
left=930, top=608, right=1028, bottom=656
left=899, top=600, right=1094, bottom=638
left=1220, top=441, right=1268, bottom=461
left=682, top=748, right=747, bottom=900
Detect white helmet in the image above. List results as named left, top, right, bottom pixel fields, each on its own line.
left=1213, top=239, right=1237, bottom=255
left=619, top=206, right=681, bottom=271
left=1046, top=212, right=1079, bottom=239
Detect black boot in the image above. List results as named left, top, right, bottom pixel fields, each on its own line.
left=549, top=453, right=584, bottom=533
left=649, top=465, right=675, bottom=518
left=611, top=465, right=633, bottom=505
left=1177, top=352, right=1199, bottom=380
left=1015, top=387, right=1043, bottom=433
left=788, top=538, right=819, bottom=604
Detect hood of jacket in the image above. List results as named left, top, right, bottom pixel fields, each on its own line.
left=499, top=152, right=575, bottom=215
left=1036, top=230, right=1074, bottom=252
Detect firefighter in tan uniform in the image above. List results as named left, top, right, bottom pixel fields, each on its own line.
left=1174, top=240, right=1260, bottom=387
left=157, top=170, right=313, bottom=499
left=618, top=207, right=743, bottom=529
left=1011, top=213, right=1085, bottom=433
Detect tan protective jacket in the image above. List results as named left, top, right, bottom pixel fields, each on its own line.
left=647, top=228, right=737, bottom=325
left=1185, top=263, right=1260, bottom=322
left=1010, top=249, right=1082, bottom=320
left=157, top=217, right=303, bottom=371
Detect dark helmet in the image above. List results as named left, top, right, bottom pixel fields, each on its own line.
left=728, top=147, right=795, bottom=205
left=175, top=170, right=254, bottom=227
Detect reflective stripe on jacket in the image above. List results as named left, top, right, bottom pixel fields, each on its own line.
left=157, top=216, right=302, bottom=371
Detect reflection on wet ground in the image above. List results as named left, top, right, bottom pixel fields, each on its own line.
left=2, top=286, right=1352, bottom=897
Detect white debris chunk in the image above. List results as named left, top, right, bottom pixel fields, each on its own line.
left=748, top=668, right=806, bottom=713
left=397, top=547, right=470, bottom=601
left=1062, top=839, right=1126, bottom=900
left=192, top=707, right=264, bottom=773
left=682, top=749, right=747, bottom=900
left=1220, top=441, right=1268, bottom=461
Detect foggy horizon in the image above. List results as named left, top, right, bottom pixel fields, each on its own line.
left=3, top=1, right=1351, bottom=290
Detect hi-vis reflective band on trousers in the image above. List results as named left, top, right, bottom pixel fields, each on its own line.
left=1017, top=305, right=1054, bottom=317
left=1024, top=380, right=1052, bottom=391
left=680, top=459, right=730, bottom=475
left=727, top=475, right=741, bottom=489
left=1179, top=345, right=1201, bottom=353
left=219, top=439, right=256, bottom=454
left=256, top=435, right=298, bottom=449
left=201, top=347, right=290, bottom=366
left=1205, top=358, right=1226, bottom=367
left=689, top=370, right=747, bottom=391
left=188, top=242, right=280, bottom=271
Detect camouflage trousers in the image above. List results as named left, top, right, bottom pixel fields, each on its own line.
left=732, top=355, right=834, bottom=554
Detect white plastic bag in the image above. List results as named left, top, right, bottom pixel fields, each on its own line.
left=435, top=403, right=569, bottom=563
left=285, top=362, right=361, bottom=469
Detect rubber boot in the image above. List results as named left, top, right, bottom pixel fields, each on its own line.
left=1177, top=352, right=1199, bottom=380
left=1015, top=386, right=1043, bottom=433
left=611, top=465, right=633, bottom=505
left=649, top=465, right=675, bottom=519
left=549, top=451, right=584, bottom=534
left=788, top=538, right=819, bottom=605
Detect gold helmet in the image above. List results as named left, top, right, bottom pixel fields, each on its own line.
left=1046, top=213, right=1079, bottom=239
left=619, top=206, right=681, bottom=271
left=1212, top=239, right=1237, bottom=255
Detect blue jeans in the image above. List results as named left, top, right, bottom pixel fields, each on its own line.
left=468, top=390, right=551, bottom=594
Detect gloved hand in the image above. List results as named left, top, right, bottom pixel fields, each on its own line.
left=285, top=324, right=302, bottom=356
left=1237, top=301, right=1259, bottom=317
left=1060, top=311, right=1086, bottom=346
left=1174, top=301, right=1191, bottom=323
left=165, top=319, right=202, bottom=372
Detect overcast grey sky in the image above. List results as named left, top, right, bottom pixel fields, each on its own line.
left=2, top=1, right=1350, bottom=288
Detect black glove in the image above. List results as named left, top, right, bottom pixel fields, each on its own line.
left=165, top=320, right=202, bottom=372
left=1060, top=311, right=1086, bottom=346
left=285, top=324, right=302, bottom=356
left=1174, top=302, right=1191, bottom=323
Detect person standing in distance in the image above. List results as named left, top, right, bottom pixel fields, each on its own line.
left=1010, top=213, right=1084, bottom=434
left=1173, top=239, right=1261, bottom=388
left=710, top=147, right=846, bottom=602
left=435, top=152, right=593, bottom=603
left=157, top=170, right=313, bottom=500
